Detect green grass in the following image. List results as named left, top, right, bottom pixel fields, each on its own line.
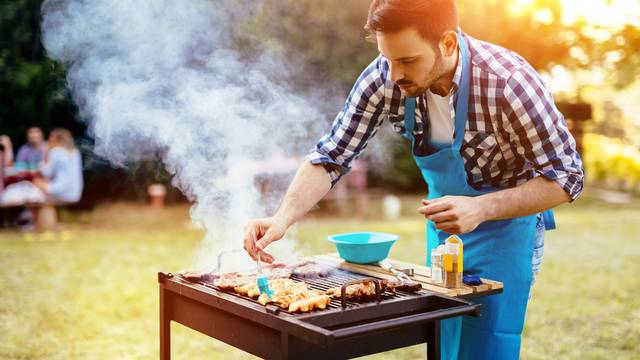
left=0, top=190, right=639, bottom=359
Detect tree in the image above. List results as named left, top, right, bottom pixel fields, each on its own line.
left=0, top=0, right=82, bottom=145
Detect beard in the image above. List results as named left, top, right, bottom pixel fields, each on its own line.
left=396, top=51, right=446, bottom=97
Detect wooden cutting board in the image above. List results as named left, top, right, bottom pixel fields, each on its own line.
left=312, top=253, right=503, bottom=298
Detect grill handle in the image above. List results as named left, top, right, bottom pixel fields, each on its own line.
left=340, top=278, right=381, bottom=309
left=331, top=300, right=482, bottom=341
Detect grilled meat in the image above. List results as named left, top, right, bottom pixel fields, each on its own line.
left=288, top=293, right=331, bottom=312
left=180, top=270, right=218, bottom=283
left=289, top=261, right=334, bottom=278
left=258, top=287, right=309, bottom=307
left=181, top=264, right=291, bottom=288
left=249, top=279, right=306, bottom=299
left=255, top=282, right=331, bottom=313
left=213, top=272, right=256, bottom=291
left=212, top=268, right=292, bottom=291
left=392, top=280, right=422, bottom=292
left=325, top=279, right=398, bottom=301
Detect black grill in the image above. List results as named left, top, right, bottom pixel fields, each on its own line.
left=159, top=265, right=495, bottom=359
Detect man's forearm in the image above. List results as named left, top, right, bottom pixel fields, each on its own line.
left=274, top=159, right=332, bottom=227
left=478, top=176, right=570, bottom=221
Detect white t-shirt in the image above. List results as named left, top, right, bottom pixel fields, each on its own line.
left=426, top=90, right=454, bottom=146
left=41, top=147, right=83, bottom=203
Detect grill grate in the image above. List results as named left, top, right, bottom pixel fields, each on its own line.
left=194, top=267, right=422, bottom=314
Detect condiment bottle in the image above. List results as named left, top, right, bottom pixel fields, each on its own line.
left=443, top=237, right=463, bottom=289
left=430, top=246, right=444, bottom=285
left=446, top=235, right=463, bottom=288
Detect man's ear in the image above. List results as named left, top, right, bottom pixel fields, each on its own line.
left=440, top=30, right=458, bottom=57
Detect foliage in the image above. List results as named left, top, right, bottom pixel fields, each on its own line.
left=246, top=0, right=640, bottom=93
left=1, top=0, right=639, bottom=196
left=0, top=0, right=82, bottom=144
left=583, top=133, right=640, bottom=191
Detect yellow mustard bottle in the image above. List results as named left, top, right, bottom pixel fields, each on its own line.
left=443, top=236, right=463, bottom=288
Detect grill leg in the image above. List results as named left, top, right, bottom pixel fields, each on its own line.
left=160, top=285, right=171, bottom=360
left=426, top=320, right=441, bottom=360
left=280, top=333, right=289, bottom=360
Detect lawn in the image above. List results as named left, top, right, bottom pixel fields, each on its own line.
left=0, top=190, right=638, bottom=359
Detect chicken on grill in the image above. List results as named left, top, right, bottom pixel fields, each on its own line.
left=288, top=291, right=331, bottom=312
left=252, top=280, right=331, bottom=312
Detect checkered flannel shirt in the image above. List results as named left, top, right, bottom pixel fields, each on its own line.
left=309, top=30, right=585, bottom=200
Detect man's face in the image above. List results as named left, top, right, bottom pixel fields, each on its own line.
left=377, top=27, right=445, bottom=97
left=27, top=128, right=44, bottom=146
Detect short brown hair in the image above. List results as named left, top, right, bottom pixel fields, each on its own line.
left=365, top=0, right=458, bottom=43
left=50, top=128, right=76, bottom=151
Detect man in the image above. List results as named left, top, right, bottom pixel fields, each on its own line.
left=15, top=127, right=48, bottom=168
left=243, top=0, right=584, bottom=358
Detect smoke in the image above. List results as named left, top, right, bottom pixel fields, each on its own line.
left=41, top=0, right=327, bottom=270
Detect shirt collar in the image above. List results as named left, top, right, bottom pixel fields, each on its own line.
left=450, top=44, right=463, bottom=95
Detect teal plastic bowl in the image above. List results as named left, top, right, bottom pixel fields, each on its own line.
left=327, top=232, right=399, bottom=264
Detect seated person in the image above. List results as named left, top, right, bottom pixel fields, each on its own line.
left=0, top=135, right=14, bottom=168
left=32, top=128, right=83, bottom=203
left=0, top=135, right=14, bottom=192
left=15, top=127, right=47, bottom=170
left=0, top=128, right=83, bottom=206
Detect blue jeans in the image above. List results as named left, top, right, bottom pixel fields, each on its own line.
left=531, top=213, right=546, bottom=287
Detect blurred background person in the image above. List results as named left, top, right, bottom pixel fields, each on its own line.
left=32, top=128, right=83, bottom=204
left=0, top=128, right=82, bottom=212
left=0, top=135, right=15, bottom=169
left=15, top=126, right=47, bottom=170
left=0, top=135, right=14, bottom=192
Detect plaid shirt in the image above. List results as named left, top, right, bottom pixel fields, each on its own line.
left=309, top=31, right=584, bottom=200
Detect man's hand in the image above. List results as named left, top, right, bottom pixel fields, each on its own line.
left=241, top=160, right=332, bottom=264
left=417, top=196, right=486, bottom=234
left=242, top=217, right=288, bottom=263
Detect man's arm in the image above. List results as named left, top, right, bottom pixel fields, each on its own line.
left=243, top=56, right=389, bottom=262
left=271, top=160, right=332, bottom=229
left=243, top=160, right=331, bottom=261
left=479, top=176, right=569, bottom=219
left=420, top=177, right=569, bottom=234
left=419, top=66, right=584, bottom=234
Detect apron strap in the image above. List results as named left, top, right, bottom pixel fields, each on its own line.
left=542, top=209, right=556, bottom=230
left=452, top=31, right=471, bottom=151
left=404, top=96, right=416, bottom=138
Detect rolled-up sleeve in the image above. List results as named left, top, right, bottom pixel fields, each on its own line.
left=308, top=55, right=388, bottom=186
left=501, top=67, right=585, bottom=201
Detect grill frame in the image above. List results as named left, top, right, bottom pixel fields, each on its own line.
left=159, top=266, right=494, bottom=359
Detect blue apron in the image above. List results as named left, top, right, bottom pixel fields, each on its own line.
left=403, top=32, right=554, bottom=359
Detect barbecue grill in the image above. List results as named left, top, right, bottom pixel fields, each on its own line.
left=159, top=263, right=501, bottom=359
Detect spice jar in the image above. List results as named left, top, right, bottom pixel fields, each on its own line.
left=443, top=242, right=462, bottom=289
left=430, top=245, right=445, bottom=285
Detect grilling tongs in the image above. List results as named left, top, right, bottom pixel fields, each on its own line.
left=378, top=259, right=422, bottom=292
left=378, top=259, right=412, bottom=282
left=254, top=230, right=274, bottom=299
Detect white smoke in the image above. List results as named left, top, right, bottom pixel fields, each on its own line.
left=41, top=0, right=327, bottom=270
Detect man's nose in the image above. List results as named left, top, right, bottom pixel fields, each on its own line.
left=389, top=63, right=404, bottom=83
